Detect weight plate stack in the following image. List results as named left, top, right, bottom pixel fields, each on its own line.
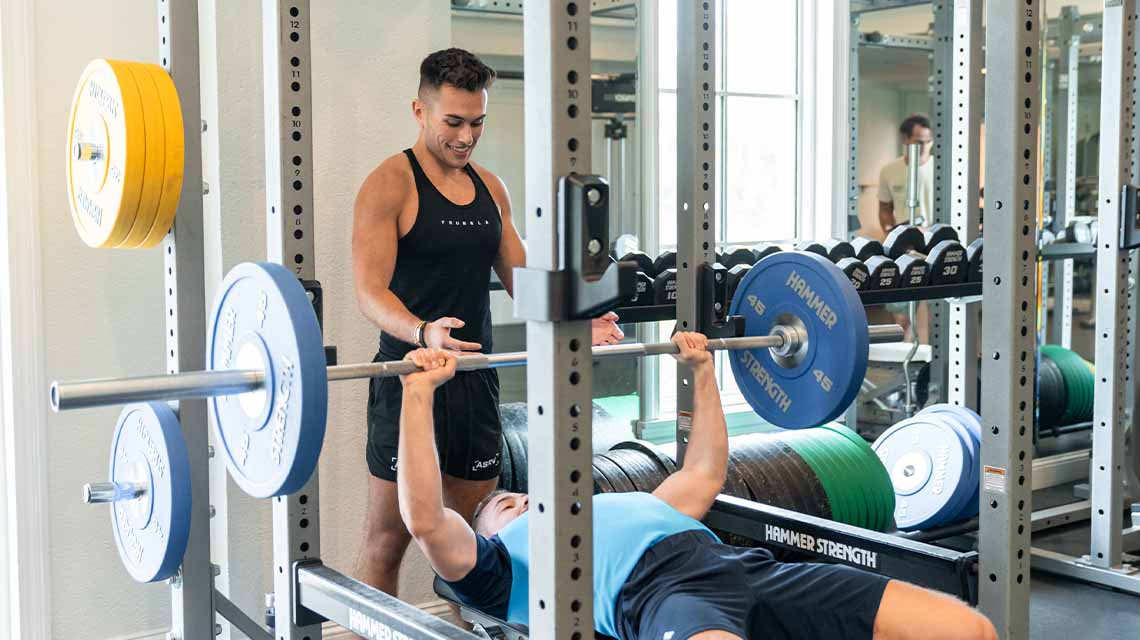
left=1041, top=345, right=1094, bottom=424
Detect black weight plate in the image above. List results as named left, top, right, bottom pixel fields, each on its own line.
left=895, top=252, right=930, bottom=288
left=592, top=460, right=616, bottom=494
left=836, top=257, right=870, bottom=291
left=653, top=268, right=678, bottom=305
left=605, top=448, right=664, bottom=492
left=966, top=237, right=983, bottom=282
left=732, top=437, right=783, bottom=505
left=852, top=237, right=884, bottom=261
left=738, top=435, right=813, bottom=514
left=727, top=264, right=751, bottom=305
left=883, top=224, right=926, bottom=259
left=593, top=452, right=637, bottom=493
left=923, top=223, right=959, bottom=250
left=822, top=238, right=856, bottom=263
left=774, top=439, right=831, bottom=519
left=506, top=428, right=529, bottom=493
left=620, top=251, right=656, bottom=278
left=630, top=271, right=655, bottom=306
left=498, top=431, right=513, bottom=491
left=864, top=255, right=900, bottom=290
left=759, top=437, right=829, bottom=518
left=729, top=442, right=756, bottom=501
left=722, top=246, right=756, bottom=269
left=794, top=241, right=829, bottom=259
left=610, top=440, right=677, bottom=476
left=751, top=242, right=783, bottom=263
left=926, top=239, right=968, bottom=285
left=652, top=250, right=677, bottom=275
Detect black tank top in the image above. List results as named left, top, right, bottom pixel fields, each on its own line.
left=378, top=149, right=502, bottom=360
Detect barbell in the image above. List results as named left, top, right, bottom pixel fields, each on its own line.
left=65, top=251, right=901, bottom=582
left=55, top=252, right=902, bottom=499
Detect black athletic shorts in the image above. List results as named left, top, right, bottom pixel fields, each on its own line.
left=617, top=530, right=890, bottom=639
left=366, top=360, right=503, bottom=482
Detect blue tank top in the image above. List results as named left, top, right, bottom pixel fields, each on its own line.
left=455, top=492, right=718, bottom=637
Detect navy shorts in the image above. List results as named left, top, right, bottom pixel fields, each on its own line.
left=366, top=361, right=503, bottom=482
left=618, top=530, right=890, bottom=640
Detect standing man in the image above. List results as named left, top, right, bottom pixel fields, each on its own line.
left=350, top=48, right=624, bottom=598
left=877, top=114, right=934, bottom=234
left=875, top=114, right=934, bottom=340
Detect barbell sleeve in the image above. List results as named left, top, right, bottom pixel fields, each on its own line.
left=51, top=324, right=904, bottom=412
left=83, top=481, right=145, bottom=504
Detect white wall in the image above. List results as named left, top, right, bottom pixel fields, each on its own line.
left=19, top=1, right=450, bottom=638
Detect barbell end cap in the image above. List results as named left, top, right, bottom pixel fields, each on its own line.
left=81, top=483, right=93, bottom=504
left=49, top=382, right=61, bottom=413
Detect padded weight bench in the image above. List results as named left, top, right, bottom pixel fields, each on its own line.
left=434, top=578, right=618, bottom=640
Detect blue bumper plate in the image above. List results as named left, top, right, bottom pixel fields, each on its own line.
left=873, top=413, right=970, bottom=531
left=110, top=402, right=191, bottom=582
left=728, top=251, right=869, bottom=429
left=208, top=262, right=327, bottom=497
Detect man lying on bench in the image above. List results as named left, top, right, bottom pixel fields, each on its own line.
left=395, top=333, right=997, bottom=640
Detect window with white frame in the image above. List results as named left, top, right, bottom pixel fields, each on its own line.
left=654, top=0, right=801, bottom=416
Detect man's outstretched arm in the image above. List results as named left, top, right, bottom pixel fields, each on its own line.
left=396, top=349, right=480, bottom=581
left=651, top=332, right=728, bottom=520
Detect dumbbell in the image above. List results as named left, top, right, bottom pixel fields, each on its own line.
left=628, top=271, right=655, bottom=306
left=822, top=238, right=856, bottom=262
left=653, top=250, right=677, bottom=275
left=794, top=240, right=829, bottom=260
left=864, top=255, right=901, bottom=290
left=885, top=224, right=968, bottom=286
left=966, top=237, right=983, bottom=282
left=653, top=268, right=678, bottom=305
left=836, top=257, right=870, bottom=291
left=922, top=223, right=959, bottom=251
left=751, top=242, right=782, bottom=263
left=620, top=251, right=657, bottom=279
left=852, top=237, right=884, bottom=262
left=721, top=246, right=756, bottom=269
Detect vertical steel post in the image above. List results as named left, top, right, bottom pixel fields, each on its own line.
left=1089, top=0, right=1136, bottom=571
left=947, top=0, right=982, bottom=414
left=523, top=1, right=595, bottom=636
left=1052, top=7, right=1080, bottom=349
left=263, top=2, right=320, bottom=638
left=979, top=2, right=1039, bottom=637
left=159, top=1, right=215, bottom=637
left=673, top=0, right=717, bottom=464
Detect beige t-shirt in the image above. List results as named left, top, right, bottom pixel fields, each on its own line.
left=877, top=156, right=934, bottom=226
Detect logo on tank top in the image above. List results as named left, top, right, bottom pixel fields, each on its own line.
left=441, top=218, right=492, bottom=227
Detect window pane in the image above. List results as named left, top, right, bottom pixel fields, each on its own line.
left=725, top=96, right=797, bottom=242
left=658, top=0, right=677, bottom=91
left=658, top=92, right=677, bottom=248
left=725, top=0, right=797, bottom=95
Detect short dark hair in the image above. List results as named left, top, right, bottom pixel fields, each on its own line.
left=472, top=489, right=508, bottom=525
left=899, top=114, right=931, bottom=137
left=419, top=48, right=496, bottom=95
